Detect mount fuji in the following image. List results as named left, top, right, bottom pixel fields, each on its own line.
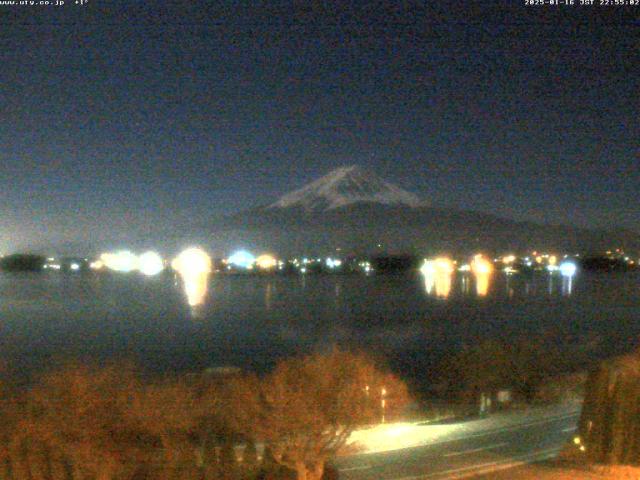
left=207, top=166, right=639, bottom=256
left=268, top=165, right=422, bottom=211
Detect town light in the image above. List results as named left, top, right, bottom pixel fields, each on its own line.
left=138, top=251, right=164, bottom=276
left=89, top=260, right=104, bottom=270
left=326, top=257, right=342, bottom=269
left=434, top=257, right=454, bottom=274
left=256, top=254, right=277, bottom=270
left=420, top=260, right=436, bottom=276
left=172, top=248, right=212, bottom=276
left=227, top=250, right=256, bottom=269
left=560, top=261, right=577, bottom=277
left=100, top=250, right=138, bottom=273
left=471, top=255, right=493, bottom=275
left=502, top=255, right=516, bottom=264
left=381, top=386, right=387, bottom=424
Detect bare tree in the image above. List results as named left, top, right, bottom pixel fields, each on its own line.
left=248, top=349, right=409, bottom=480
left=442, top=334, right=574, bottom=406
left=129, top=377, right=202, bottom=480
left=580, top=352, right=640, bottom=465
left=0, top=352, right=409, bottom=480
left=11, top=362, right=152, bottom=480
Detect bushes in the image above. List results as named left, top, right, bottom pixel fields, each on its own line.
left=0, top=254, right=46, bottom=272
left=440, top=334, right=593, bottom=408
left=0, top=363, right=259, bottom=480
left=0, top=350, right=409, bottom=479
left=253, top=349, right=409, bottom=479
left=579, top=352, right=640, bottom=465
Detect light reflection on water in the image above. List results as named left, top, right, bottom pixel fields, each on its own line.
left=421, top=271, right=518, bottom=299
left=419, top=270, right=578, bottom=300
left=420, top=259, right=454, bottom=298
left=422, top=271, right=452, bottom=298
left=181, top=271, right=210, bottom=309
left=562, top=275, right=573, bottom=296
left=171, top=248, right=212, bottom=314
left=265, top=282, right=273, bottom=311
left=0, top=270, right=639, bottom=388
left=475, top=272, right=491, bottom=297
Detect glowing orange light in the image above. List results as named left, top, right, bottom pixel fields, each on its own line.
left=502, top=255, right=516, bottom=264
left=471, top=255, right=493, bottom=275
left=421, top=257, right=454, bottom=298
left=89, top=260, right=104, bottom=271
left=471, top=254, right=493, bottom=297
left=256, top=254, right=278, bottom=270
left=172, top=248, right=211, bottom=276
left=433, top=257, right=454, bottom=274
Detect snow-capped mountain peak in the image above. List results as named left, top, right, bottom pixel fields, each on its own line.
left=269, top=165, right=422, bottom=211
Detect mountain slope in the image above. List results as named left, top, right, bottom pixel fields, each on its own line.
left=268, top=165, right=421, bottom=211
left=207, top=166, right=640, bottom=256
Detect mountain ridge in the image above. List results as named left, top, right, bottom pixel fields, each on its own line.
left=204, top=166, right=639, bottom=256
left=268, top=165, right=422, bottom=211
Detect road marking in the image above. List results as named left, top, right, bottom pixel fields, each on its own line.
left=340, top=465, right=372, bottom=472
left=562, top=426, right=577, bottom=433
left=443, top=442, right=508, bottom=457
left=390, top=446, right=561, bottom=480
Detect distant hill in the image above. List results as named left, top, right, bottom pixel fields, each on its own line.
left=209, top=166, right=639, bottom=257
left=0, top=254, right=46, bottom=272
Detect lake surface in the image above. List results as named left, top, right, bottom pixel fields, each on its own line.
left=1, top=270, right=639, bottom=390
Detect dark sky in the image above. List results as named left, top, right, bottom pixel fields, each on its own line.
left=0, top=1, right=638, bottom=253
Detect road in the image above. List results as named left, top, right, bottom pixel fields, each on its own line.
left=336, top=406, right=580, bottom=480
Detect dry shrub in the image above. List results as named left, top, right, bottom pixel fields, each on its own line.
left=535, top=372, right=586, bottom=405
left=0, top=350, right=410, bottom=480
left=590, top=465, right=640, bottom=479
left=252, top=348, right=410, bottom=480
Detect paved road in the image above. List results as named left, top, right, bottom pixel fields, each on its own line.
left=336, top=408, right=580, bottom=480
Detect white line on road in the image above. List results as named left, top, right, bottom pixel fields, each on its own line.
left=562, top=426, right=577, bottom=433
left=443, top=442, right=508, bottom=458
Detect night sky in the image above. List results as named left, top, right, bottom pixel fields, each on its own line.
left=0, top=1, right=638, bottom=253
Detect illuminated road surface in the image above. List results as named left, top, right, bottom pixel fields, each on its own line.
left=336, top=405, right=580, bottom=480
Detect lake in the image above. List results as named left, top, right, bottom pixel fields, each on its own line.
left=1, top=269, right=639, bottom=391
